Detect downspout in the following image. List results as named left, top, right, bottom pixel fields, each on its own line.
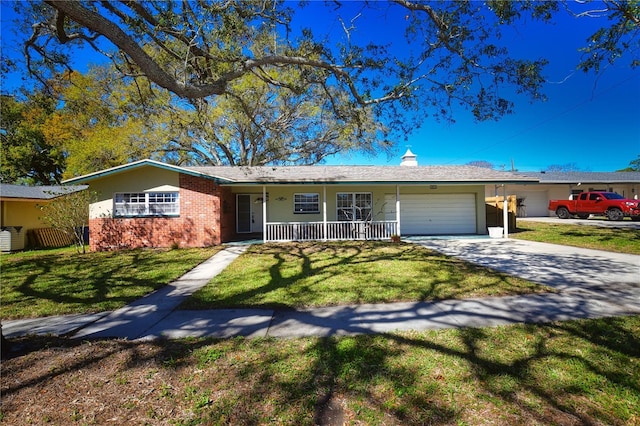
left=503, top=184, right=509, bottom=238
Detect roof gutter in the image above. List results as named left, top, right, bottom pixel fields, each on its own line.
left=219, top=180, right=540, bottom=186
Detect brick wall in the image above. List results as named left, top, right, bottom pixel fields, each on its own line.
left=89, top=174, right=236, bottom=251
left=179, top=173, right=220, bottom=247
left=218, top=186, right=237, bottom=243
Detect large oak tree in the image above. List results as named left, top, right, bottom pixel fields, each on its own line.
left=5, top=0, right=639, bottom=175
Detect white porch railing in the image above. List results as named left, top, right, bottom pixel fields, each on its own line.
left=265, top=220, right=398, bottom=242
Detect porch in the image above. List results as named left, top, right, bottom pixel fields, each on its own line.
left=264, top=220, right=398, bottom=242
left=234, top=183, right=497, bottom=243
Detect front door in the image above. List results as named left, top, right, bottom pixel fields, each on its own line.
left=236, top=194, right=264, bottom=233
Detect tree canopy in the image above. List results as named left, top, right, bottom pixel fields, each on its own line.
left=3, top=0, right=638, bottom=179
left=0, top=93, right=65, bottom=184
left=19, top=0, right=556, bottom=124
left=617, top=155, right=640, bottom=172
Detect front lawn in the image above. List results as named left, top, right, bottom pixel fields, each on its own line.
left=2, top=316, right=638, bottom=425
left=183, top=241, right=551, bottom=310
left=0, top=247, right=221, bottom=319
left=513, top=221, right=640, bottom=254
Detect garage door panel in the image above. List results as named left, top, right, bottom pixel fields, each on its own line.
left=388, top=193, right=477, bottom=235
left=515, top=191, right=549, bottom=217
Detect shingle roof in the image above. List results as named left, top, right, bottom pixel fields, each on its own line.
left=55, top=159, right=640, bottom=186
left=516, top=171, right=640, bottom=184
left=62, top=159, right=230, bottom=184
left=0, top=184, right=88, bottom=200
left=62, top=159, right=540, bottom=185
left=189, top=165, right=538, bottom=184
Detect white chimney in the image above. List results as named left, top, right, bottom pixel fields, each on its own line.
left=400, top=148, right=418, bottom=166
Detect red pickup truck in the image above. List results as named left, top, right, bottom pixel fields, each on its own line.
left=548, top=191, right=640, bottom=221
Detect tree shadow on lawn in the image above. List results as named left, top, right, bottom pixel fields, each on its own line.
left=186, top=241, right=543, bottom=310
left=400, top=318, right=640, bottom=425
left=2, top=249, right=216, bottom=319
left=2, top=317, right=638, bottom=425
left=557, top=228, right=640, bottom=242
left=515, top=225, right=640, bottom=251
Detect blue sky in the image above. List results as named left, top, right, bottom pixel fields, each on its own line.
left=1, top=1, right=638, bottom=172
left=311, top=1, right=640, bottom=171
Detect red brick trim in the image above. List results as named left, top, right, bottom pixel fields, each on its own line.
left=89, top=173, right=236, bottom=251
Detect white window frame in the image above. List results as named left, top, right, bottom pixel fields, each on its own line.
left=337, top=192, right=372, bottom=221
left=114, top=192, right=180, bottom=217
left=293, top=193, right=320, bottom=214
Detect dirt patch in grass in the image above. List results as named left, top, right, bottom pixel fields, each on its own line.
left=3, top=316, right=638, bottom=425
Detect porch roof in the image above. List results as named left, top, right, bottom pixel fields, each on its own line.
left=189, top=165, right=539, bottom=185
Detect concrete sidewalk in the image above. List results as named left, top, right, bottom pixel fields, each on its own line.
left=3, top=239, right=640, bottom=341
left=4, top=245, right=248, bottom=340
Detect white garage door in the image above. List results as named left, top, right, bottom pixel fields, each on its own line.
left=515, top=190, right=549, bottom=217
left=385, top=194, right=477, bottom=235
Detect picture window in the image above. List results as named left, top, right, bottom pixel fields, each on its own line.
left=114, top=192, right=179, bottom=217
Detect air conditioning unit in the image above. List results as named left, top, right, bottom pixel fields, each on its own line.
left=0, top=226, right=25, bottom=252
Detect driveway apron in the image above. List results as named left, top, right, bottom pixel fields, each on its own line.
left=410, top=238, right=640, bottom=313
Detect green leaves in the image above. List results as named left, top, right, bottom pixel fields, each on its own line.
left=577, top=1, right=639, bottom=73
left=6, top=0, right=637, bottom=175
left=0, top=93, right=65, bottom=184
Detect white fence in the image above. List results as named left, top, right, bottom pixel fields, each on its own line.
left=265, top=221, right=398, bottom=242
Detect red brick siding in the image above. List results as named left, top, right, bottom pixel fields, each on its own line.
left=89, top=173, right=235, bottom=251
left=218, top=186, right=237, bottom=242
left=179, top=173, right=220, bottom=247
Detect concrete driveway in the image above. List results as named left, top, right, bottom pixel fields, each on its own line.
left=519, top=216, right=640, bottom=229
left=411, top=238, right=640, bottom=310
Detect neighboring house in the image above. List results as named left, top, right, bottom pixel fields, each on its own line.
left=63, top=151, right=539, bottom=251
left=486, top=171, right=640, bottom=217
left=0, top=184, right=88, bottom=251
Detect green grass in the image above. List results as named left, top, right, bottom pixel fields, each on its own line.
left=183, top=241, right=551, bottom=310
left=170, top=316, right=640, bottom=425
left=7, top=315, right=636, bottom=425
left=1, top=235, right=637, bottom=424
left=0, top=246, right=221, bottom=319
left=513, top=221, right=640, bottom=254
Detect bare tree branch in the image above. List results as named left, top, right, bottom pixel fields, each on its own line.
left=45, top=0, right=227, bottom=98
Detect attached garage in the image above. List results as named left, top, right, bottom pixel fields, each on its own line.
left=386, top=193, right=477, bottom=235
left=64, top=155, right=542, bottom=248
left=513, top=190, right=549, bottom=217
